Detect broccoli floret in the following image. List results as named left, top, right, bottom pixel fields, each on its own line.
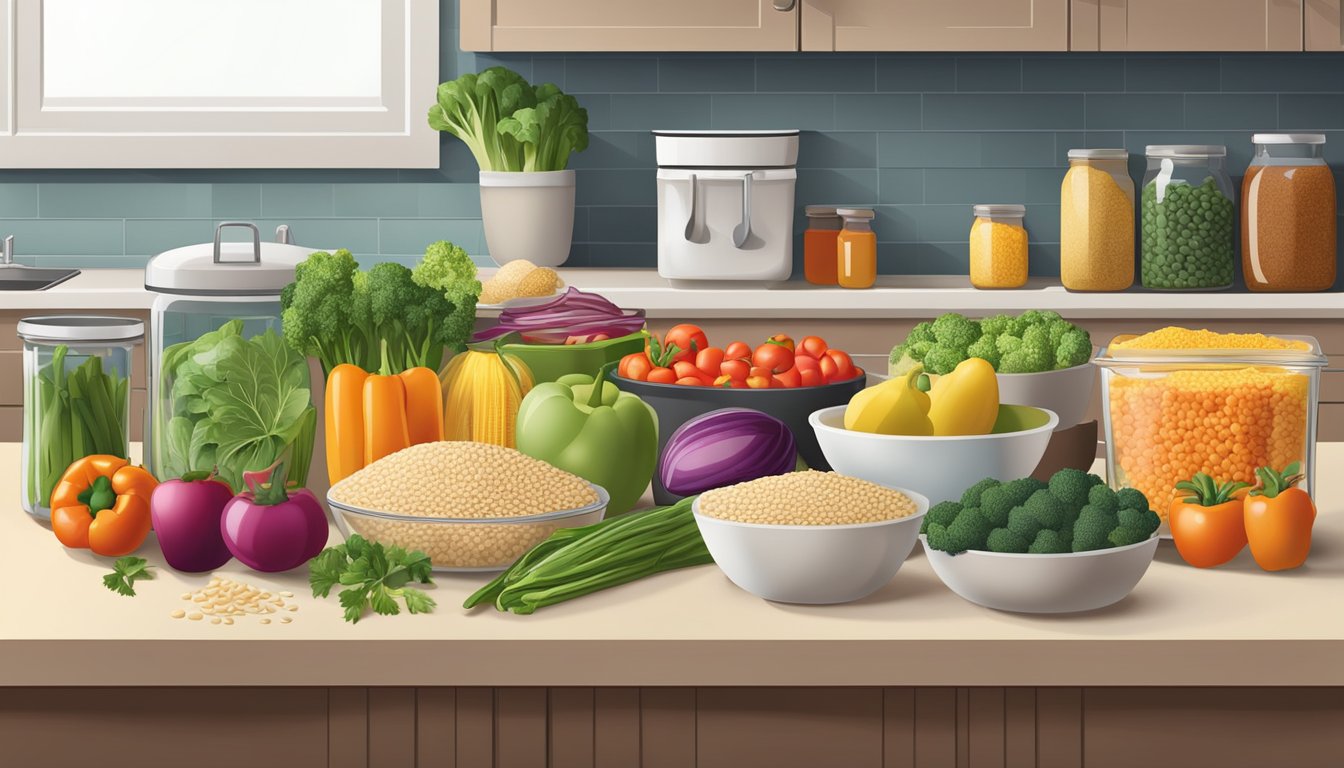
left=1072, top=505, right=1119, bottom=552
left=1117, top=507, right=1162, bottom=536
left=1022, top=323, right=1052, bottom=349
left=986, top=527, right=1030, bottom=553
left=1024, top=489, right=1069, bottom=529
left=922, top=344, right=967, bottom=375
left=1107, top=526, right=1152, bottom=548
left=930, top=313, right=981, bottom=352
left=907, top=321, right=937, bottom=345
left=977, top=486, right=1014, bottom=527
left=943, top=507, right=994, bottom=553
left=997, top=334, right=1023, bottom=356
left=999, top=325, right=1054, bottom=373
left=281, top=249, right=365, bottom=376
left=413, top=240, right=481, bottom=364
left=921, top=500, right=964, bottom=534
left=1086, top=483, right=1119, bottom=514
left=1115, top=487, right=1149, bottom=513
left=925, top=521, right=951, bottom=552
left=965, top=334, right=1002, bottom=369
left=1029, top=529, right=1070, bottom=554
left=1056, top=328, right=1093, bottom=370
left=1048, top=468, right=1101, bottom=509
left=909, top=340, right=934, bottom=360
left=1059, top=518, right=1075, bottom=545
left=1001, top=477, right=1048, bottom=506
left=1006, top=506, right=1044, bottom=541
left=978, top=314, right=1015, bottom=339
left=960, top=478, right=1002, bottom=508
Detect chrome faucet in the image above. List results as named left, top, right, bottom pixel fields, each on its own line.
left=1, top=235, right=13, bottom=265
left=275, top=225, right=292, bottom=244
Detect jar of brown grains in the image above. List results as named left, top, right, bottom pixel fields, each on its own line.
left=1241, top=134, right=1337, bottom=292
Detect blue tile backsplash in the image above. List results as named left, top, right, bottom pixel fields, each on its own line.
left=1, top=0, right=1343, bottom=277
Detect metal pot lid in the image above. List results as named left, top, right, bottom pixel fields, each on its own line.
left=144, top=222, right=320, bottom=296
left=18, top=315, right=144, bottom=343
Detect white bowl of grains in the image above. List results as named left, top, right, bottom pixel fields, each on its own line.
left=692, top=471, right=928, bottom=605
left=327, top=441, right=609, bottom=572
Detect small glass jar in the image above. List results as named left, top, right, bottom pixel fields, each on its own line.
left=969, top=204, right=1028, bottom=289
left=1140, top=145, right=1235, bottom=291
left=836, top=207, right=876, bottom=289
left=19, top=316, right=143, bottom=520
left=1061, top=149, right=1135, bottom=291
left=803, top=205, right=843, bottom=285
left=1242, top=133, right=1337, bottom=292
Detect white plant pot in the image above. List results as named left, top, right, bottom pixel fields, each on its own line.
left=479, top=170, right=575, bottom=267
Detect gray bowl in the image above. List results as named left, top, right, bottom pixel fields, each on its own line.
left=611, top=373, right=867, bottom=504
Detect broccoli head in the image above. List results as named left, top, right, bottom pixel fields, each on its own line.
left=1072, top=505, right=1119, bottom=552
left=1117, top=507, right=1162, bottom=536
left=1006, top=505, right=1044, bottom=541
left=922, top=344, right=967, bottom=375
left=986, top=527, right=1030, bottom=553
left=996, top=334, right=1023, bottom=356
left=965, top=334, right=1002, bottom=369
left=280, top=249, right=363, bottom=376
left=412, top=239, right=482, bottom=364
left=909, top=340, right=934, bottom=361
left=960, top=478, right=1002, bottom=508
left=1086, top=483, right=1120, bottom=514
left=1024, top=489, right=1069, bottom=529
left=1029, top=528, right=1070, bottom=554
left=1107, top=526, right=1153, bottom=548
left=1000, top=477, right=1048, bottom=507
left=1022, top=323, right=1052, bottom=349
left=1115, top=487, right=1149, bottom=512
left=1020, top=309, right=1062, bottom=326
left=1059, top=517, right=1075, bottom=546
left=922, top=500, right=963, bottom=534
left=978, top=314, right=1015, bottom=339
left=1056, top=328, right=1093, bottom=369
left=930, top=313, right=980, bottom=352
left=942, top=507, right=995, bottom=553
left=907, top=321, right=937, bottom=345
left=999, top=330, right=1054, bottom=373
left=977, top=486, right=1015, bottom=527
left=1048, top=468, right=1102, bottom=509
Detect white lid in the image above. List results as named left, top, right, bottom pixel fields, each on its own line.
left=18, top=315, right=143, bottom=343
left=973, top=204, right=1026, bottom=217
left=1253, top=133, right=1326, bottom=145
left=144, top=222, right=321, bottom=296
left=1145, top=145, right=1226, bottom=158
left=836, top=207, right=875, bottom=219
left=650, top=129, right=800, bottom=137
left=1068, top=148, right=1128, bottom=160
left=805, top=205, right=840, bottom=217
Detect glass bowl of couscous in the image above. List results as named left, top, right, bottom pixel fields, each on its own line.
left=327, top=441, right=610, bottom=572
left=1094, top=328, right=1325, bottom=531
left=692, top=471, right=929, bottom=604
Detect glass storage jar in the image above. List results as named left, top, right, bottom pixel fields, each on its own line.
left=1140, top=145, right=1235, bottom=290
left=145, top=222, right=321, bottom=494
left=969, top=204, right=1028, bottom=289
left=20, top=316, right=143, bottom=520
left=836, top=207, right=876, bottom=289
left=1242, top=133, right=1337, bottom=292
left=803, top=205, right=842, bottom=285
left=1060, top=149, right=1134, bottom=291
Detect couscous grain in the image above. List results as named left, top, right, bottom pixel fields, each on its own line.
left=698, top=471, right=918, bottom=526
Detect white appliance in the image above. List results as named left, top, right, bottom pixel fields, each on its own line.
left=654, top=130, right=799, bottom=285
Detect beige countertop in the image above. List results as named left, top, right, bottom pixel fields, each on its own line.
left=5, top=267, right=1344, bottom=319
left=2, top=443, right=1341, bottom=688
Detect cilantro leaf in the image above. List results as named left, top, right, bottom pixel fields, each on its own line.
left=103, top=557, right=152, bottom=597
left=402, top=589, right=436, bottom=615
left=369, top=585, right=400, bottom=616
left=308, top=537, right=436, bottom=623
left=309, top=547, right=348, bottom=598
left=339, top=586, right=371, bottom=624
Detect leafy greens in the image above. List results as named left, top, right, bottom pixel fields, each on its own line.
left=309, top=534, right=436, bottom=624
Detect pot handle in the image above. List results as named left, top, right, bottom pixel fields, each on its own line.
left=683, top=173, right=702, bottom=243
left=213, top=222, right=262, bottom=265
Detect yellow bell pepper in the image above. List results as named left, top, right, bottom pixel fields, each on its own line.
left=843, top=367, right=934, bottom=435
left=927, top=357, right=1000, bottom=436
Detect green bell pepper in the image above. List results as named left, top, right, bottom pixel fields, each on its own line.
left=515, top=367, right=658, bottom=516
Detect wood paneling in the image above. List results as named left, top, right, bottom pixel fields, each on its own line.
left=415, top=688, right=457, bottom=768
left=549, top=687, right=596, bottom=768
left=1094, top=0, right=1302, bottom=50
left=641, top=688, right=696, bottom=768
left=882, top=688, right=916, bottom=768
left=455, top=688, right=495, bottom=767
left=329, top=688, right=370, bottom=768
left=495, top=688, right=548, bottom=768
left=803, top=0, right=1068, bottom=52
left=1306, top=0, right=1344, bottom=50
left=697, top=688, right=884, bottom=768
left=368, top=689, right=417, bottom=768
left=594, top=688, right=641, bottom=768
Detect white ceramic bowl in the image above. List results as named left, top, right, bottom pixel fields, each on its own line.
left=692, top=489, right=929, bottom=604
left=809, top=405, right=1059, bottom=504
left=995, top=359, right=1097, bottom=430
left=921, top=534, right=1158, bottom=613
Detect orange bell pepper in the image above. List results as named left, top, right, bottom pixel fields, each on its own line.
left=1244, top=462, right=1316, bottom=572
left=325, top=363, right=369, bottom=485
left=1168, top=472, right=1249, bottom=568
left=49, top=455, right=158, bottom=556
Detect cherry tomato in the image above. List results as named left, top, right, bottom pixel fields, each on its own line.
left=673, top=360, right=702, bottom=381
left=664, top=324, right=708, bottom=363
left=794, top=355, right=826, bottom=387
left=621, top=353, right=653, bottom=381
left=724, top=341, right=752, bottom=361
left=825, top=349, right=857, bottom=381
left=695, top=347, right=726, bottom=378
left=713, top=374, right=746, bottom=389
left=767, top=334, right=795, bottom=352
left=749, top=365, right=774, bottom=380
left=745, top=374, right=773, bottom=389
left=720, top=359, right=750, bottom=381
left=798, top=336, right=829, bottom=359
left=675, top=376, right=706, bottom=386
left=818, top=354, right=839, bottom=382
left=773, top=366, right=802, bottom=388
left=647, top=367, right=677, bottom=384
left=753, top=342, right=795, bottom=374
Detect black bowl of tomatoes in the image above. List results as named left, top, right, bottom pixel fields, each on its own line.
left=613, top=326, right=866, bottom=504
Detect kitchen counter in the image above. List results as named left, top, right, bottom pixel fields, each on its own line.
left=2, top=441, right=1341, bottom=689
left=5, top=267, right=1344, bottom=319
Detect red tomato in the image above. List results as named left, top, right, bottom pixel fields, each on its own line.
left=773, top=366, right=802, bottom=388
left=713, top=374, right=746, bottom=389
left=798, top=336, right=829, bottom=359
left=664, top=324, right=708, bottom=362
left=749, top=365, right=774, bottom=380
left=794, top=355, right=826, bottom=387
left=753, top=341, right=795, bottom=374
left=720, top=359, right=750, bottom=381
left=647, top=367, right=677, bottom=384
left=620, top=353, right=652, bottom=381
left=695, top=347, right=726, bottom=377
left=724, top=341, right=752, bottom=361
left=673, top=360, right=701, bottom=380
left=745, top=374, right=773, bottom=389
left=818, top=354, right=839, bottom=382
left=825, top=349, right=857, bottom=381
left=767, top=334, right=795, bottom=352
left=675, top=376, right=706, bottom=386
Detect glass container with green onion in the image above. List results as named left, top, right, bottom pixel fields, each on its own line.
left=19, top=316, right=142, bottom=521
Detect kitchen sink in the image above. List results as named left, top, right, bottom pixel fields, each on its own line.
left=0, top=266, right=81, bottom=291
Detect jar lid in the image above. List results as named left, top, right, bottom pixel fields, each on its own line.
left=1067, top=148, right=1128, bottom=160
left=1145, top=145, right=1227, bottom=158
left=835, top=207, right=875, bottom=219
left=972, top=204, right=1026, bottom=217
left=144, top=222, right=320, bottom=296
left=804, top=205, right=840, bottom=217
left=1253, top=133, right=1326, bottom=145
left=18, top=315, right=144, bottom=343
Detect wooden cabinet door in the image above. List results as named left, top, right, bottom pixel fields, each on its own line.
left=1306, top=0, right=1344, bottom=49
left=1073, top=0, right=1303, bottom=51
left=801, top=0, right=1068, bottom=51
left=460, top=0, right=798, bottom=52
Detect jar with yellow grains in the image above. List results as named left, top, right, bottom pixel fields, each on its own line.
left=968, top=204, right=1027, bottom=289
left=1094, top=328, right=1325, bottom=523
left=1060, top=149, right=1135, bottom=291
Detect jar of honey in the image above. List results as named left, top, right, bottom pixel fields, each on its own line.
left=803, top=205, right=842, bottom=285
left=969, top=204, right=1028, bottom=289
left=836, top=208, right=876, bottom=289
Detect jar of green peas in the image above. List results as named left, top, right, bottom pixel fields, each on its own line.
left=1140, top=145, right=1235, bottom=290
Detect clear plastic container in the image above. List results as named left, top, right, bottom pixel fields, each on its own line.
left=803, top=205, right=842, bottom=285
left=19, top=316, right=143, bottom=520
left=1094, top=334, right=1324, bottom=522
left=1140, top=145, right=1235, bottom=290
left=836, top=207, right=876, bottom=289
left=969, top=204, right=1027, bottom=289
left=1060, top=149, right=1135, bottom=291
left=1242, top=134, right=1337, bottom=292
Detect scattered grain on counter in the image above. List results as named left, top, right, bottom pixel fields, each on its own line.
left=698, top=471, right=919, bottom=526
left=1111, top=327, right=1310, bottom=351
left=170, top=577, right=299, bottom=624
left=170, top=609, right=186, bottom=619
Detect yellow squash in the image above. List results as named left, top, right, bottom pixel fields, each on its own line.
left=927, top=357, right=999, bottom=436
left=439, top=348, right=535, bottom=447
left=843, top=367, right=933, bottom=435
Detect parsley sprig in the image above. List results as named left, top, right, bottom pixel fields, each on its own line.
left=103, top=556, right=153, bottom=597
left=309, top=534, right=436, bottom=623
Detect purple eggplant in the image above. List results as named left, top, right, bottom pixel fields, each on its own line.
left=659, top=407, right=797, bottom=497
left=220, top=461, right=329, bottom=573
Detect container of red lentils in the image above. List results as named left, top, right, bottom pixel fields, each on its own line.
left=1094, top=328, right=1324, bottom=528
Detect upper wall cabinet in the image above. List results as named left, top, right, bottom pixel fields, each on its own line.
left=1306, top=0, right=1344, bottom=49
left=800, top=0, right=1068, bottom=51
left=0, top=0, right=439, bottom=168
left=1072, top=0, right=1303, bottom=51
left=460, top=0, right=798, bottom=52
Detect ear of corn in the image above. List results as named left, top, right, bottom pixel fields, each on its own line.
left=439, top=350, right=534, bottom=448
